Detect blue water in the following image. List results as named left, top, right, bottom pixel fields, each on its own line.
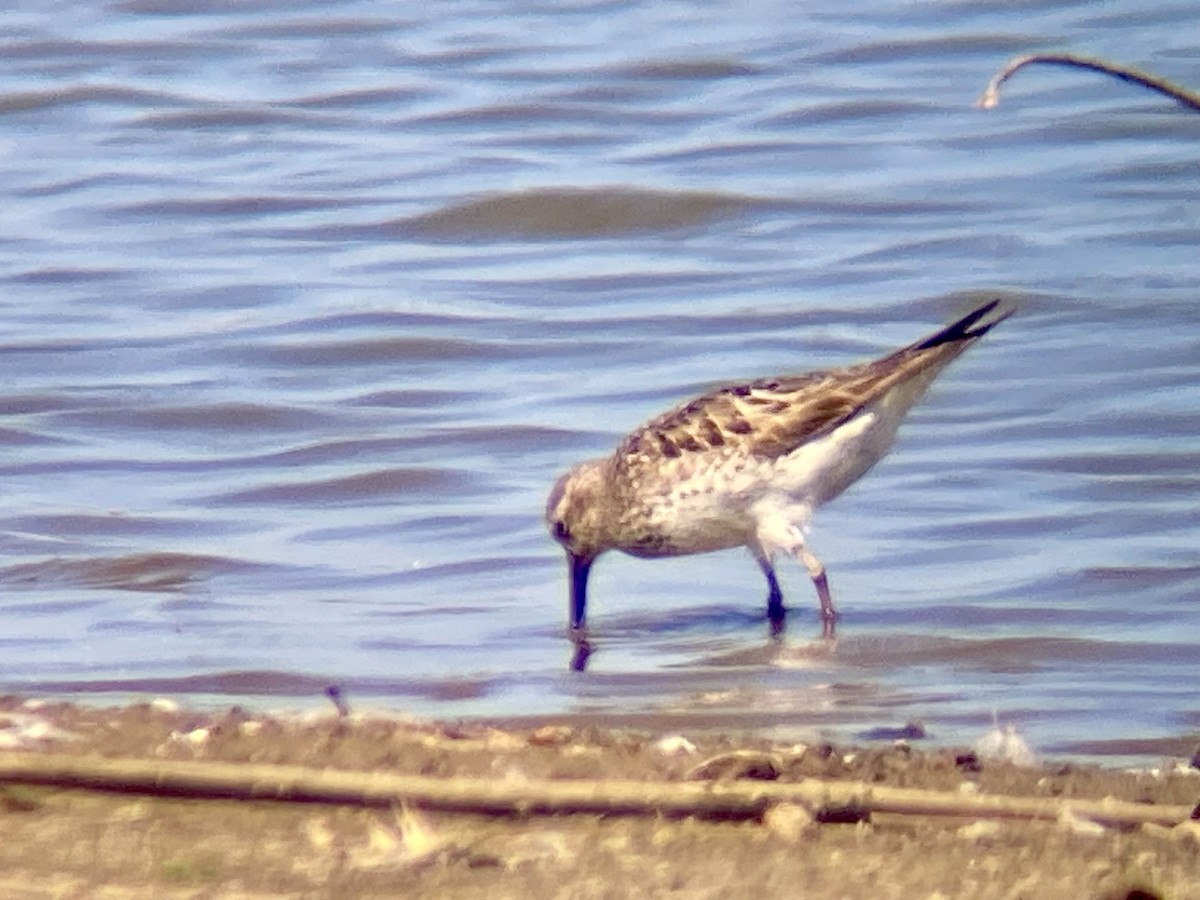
left=1, top=0, right=1198, bottom=763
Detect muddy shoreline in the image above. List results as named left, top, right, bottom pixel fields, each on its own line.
left=1, top=696, right=1197, bottom=899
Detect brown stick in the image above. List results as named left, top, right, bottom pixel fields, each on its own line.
left=976, top=52, right=1200, bottom=112
left=0, top=753, right=1192, bottom=828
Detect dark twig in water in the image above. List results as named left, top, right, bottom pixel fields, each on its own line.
left=976, top=52, right=1200, bottom=112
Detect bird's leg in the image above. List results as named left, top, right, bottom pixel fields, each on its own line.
left=752, top=549, right=786, bottom=625
left=794, top=543, right=838, bottom=640
left=753, top=513, right=836, bottom=639
left=770, top=524, right=838, bottom=638
left=797, top=544, right=837, bottom=624
left=569, top=635, right=593, bottom=672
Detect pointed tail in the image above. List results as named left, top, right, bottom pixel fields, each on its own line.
left=912, top=299, right=1013, bottom=351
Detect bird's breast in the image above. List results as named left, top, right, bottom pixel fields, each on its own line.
left=616, top=453, right=775, bottom=557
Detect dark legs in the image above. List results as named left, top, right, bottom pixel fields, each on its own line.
left=569, top=636, right=593, bottom=672
left=801, top=550, right=838, bottom=639
left=812, top=567, right=836, bottom=641
left=753, top=542, right=838, bottom=640
left=756, top=553, right=787, bottom=636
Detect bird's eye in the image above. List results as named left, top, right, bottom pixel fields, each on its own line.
left=552, top=520, right=571, bottom=542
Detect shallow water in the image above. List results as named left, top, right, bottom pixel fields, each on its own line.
left=1, top=0, right=1199, bottom=763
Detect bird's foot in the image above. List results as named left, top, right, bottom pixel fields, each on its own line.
left=767, top=599, right=788, bottom=638
left=568, top=628, right=593, bottom=672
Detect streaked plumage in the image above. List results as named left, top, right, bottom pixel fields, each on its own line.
left=546, top=300, right=1011, bottom=640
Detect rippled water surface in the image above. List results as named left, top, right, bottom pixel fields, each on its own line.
left=2, top=0, right=1199, bottom=762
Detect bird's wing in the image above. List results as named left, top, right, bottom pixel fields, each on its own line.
left=615, top=300, right=1009, bottom=463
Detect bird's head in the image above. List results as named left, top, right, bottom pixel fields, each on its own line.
left=545, top=459, right=612, bottom=631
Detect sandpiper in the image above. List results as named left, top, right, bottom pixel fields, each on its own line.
left=546, top=299, right=1011, bottom=641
